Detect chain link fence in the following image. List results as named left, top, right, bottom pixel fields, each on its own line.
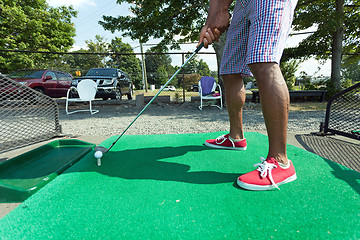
left=321, top=82, right=360, bottom=140
left=0, top=75, right=61, bottom=153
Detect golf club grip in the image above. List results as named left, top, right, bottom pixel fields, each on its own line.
left=195, top=42, right=204, bottom=53
left=107, top=43, right=204, bottom=151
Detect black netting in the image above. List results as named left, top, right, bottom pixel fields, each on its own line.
left=0, top=75, right=61, bottom=152
left=325, top=83, right=360, bottom=140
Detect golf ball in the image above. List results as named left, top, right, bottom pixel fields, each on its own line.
left=94, top=151, right=103, bottom=159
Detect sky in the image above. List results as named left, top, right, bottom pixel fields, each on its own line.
left=47, top=0, right=331, bottom=77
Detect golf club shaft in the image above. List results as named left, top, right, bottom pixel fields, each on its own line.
left=107, top=43, right=204, bottom=151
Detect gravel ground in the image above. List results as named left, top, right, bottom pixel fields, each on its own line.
left=59, top=101, right=326, bottom=137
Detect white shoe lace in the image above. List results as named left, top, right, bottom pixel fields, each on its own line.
left=254, top=157, right=279, bottom=189
left=215, top=134, right=235, bottom=147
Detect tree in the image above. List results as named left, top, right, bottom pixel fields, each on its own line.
left=155, top=65, right=169, bottom=86
left=62, top=49, right=104, bottom=76
left=280, top=59, right=301, bottom=90
left=99, top=1, right=229, bottom=80
left=85, top=35, right=109, bottom=68
left=145, top=48, right=173, bottom=87
left=60, top=36, right=109, bottom=76
left=182, top=54, right=211, bottom=76
left=288, top=0, right=360, bottom=91
left=197, top=59, right=212, bottom=76
left=0, top=0, right=77, bottom=73
left=342, top=55, right=360, bottom=84
left=107, top=37, right=142, bottom=88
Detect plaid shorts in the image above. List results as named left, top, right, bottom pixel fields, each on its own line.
left=220, top=0, right=298, bottom=77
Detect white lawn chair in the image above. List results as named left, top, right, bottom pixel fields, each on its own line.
left=65, top=79, right=99, bottom=115
left=198, top=76, right=223, bottom=110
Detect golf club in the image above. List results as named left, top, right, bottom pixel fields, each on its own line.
left=94, top=42, right=204, bottom=166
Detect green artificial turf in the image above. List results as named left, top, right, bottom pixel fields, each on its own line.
left=0, top=132, right=359, bottom=239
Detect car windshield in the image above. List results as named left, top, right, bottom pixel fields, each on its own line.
left=8, top=70, right=45, bottom=79
left=85, top=69, right=117, bottom=77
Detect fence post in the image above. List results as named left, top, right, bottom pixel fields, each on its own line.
left=182, top=53, right=185, bottom=103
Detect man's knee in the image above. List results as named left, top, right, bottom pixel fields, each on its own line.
left=222, top=74, right=245, bottom=90
left=248, top=62, right=285, bottom=85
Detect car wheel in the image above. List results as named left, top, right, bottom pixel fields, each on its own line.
left=112, top=85, right=122, bottom=100
left=127, top=86, right=133, bottom=100
left=34, top=87, right=45, bottom=95
left=193, top=87, right=198, bottom=92
left=32, top=87, right=46, bottom=104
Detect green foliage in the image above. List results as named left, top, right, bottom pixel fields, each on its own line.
left=107, top=37, right=142, bottom=88
left=342, top=55, right=360, bottom=84
left=60, top=36, right=109, bottom=76
left=0, top=0, right=77, bottom=73
left=61, top=49, right=104, bottom=76
left=210, top=71, right=219, bottom=81
left=182, top=54, right=211, bottom=76
left=286, top=0, right=360, bottom=92
left=155, top=65, right=169, bottom=86
left=280, top=59, right=301, bottom=90
left=341, top=78, right=354, bottom=89
left=183, top=73, right=201, bottom=88
left=299, top=74, right=356, bottom=99
left=61, top=36, right=142, bottom=87
left=99, top=1, right=208, bottom=49
left=197, top=59, right=211, bottom=76
left=298, top=72, right=315, bottom=90
left=86, top=35, right=108, bottom=54
left=290, top=0, right=360, bottom=60
left=85, top=35, right=108, bottom=68
left=145, top=48, right=173, bottom=87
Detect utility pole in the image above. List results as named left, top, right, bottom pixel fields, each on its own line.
left=140, top=40, right=148, bottom=92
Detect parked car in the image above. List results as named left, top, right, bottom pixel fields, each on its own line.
left=72, top=68, right=133, bottom=100
left=161, top=85, right=176, bottom=91
left=8, top=69, right=73, bottom=98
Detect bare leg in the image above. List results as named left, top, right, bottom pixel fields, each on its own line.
left=222, top=74, right=246, bottom=140
left=248, top=63, right=289, bottom=165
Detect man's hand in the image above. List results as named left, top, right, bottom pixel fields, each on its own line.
left=198, top=0, right=232, bottom=48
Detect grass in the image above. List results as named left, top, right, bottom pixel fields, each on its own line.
left=134, top=89, right=187, bottom=97
left=289, top=102, right=327, bottom=111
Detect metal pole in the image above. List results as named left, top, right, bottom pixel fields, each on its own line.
left=182, top=53, right=185, bottom=103
left=140, top=40, right=148, bottom=92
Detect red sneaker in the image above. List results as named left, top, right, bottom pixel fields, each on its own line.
left=237, top=157, right=297, bottom=191
left=204, top=134, right=247, bottom=150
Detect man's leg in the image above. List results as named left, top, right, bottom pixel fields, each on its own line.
left=248, top=62, right=289, bottom=165
left=222, top=74, right=246, bottom=140
left=236, top=62, right=296, bottom=191
left=203, top=73, right=247, bottom=150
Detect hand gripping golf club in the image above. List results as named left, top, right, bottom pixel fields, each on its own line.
left=94, top=42, right=204, bottom=166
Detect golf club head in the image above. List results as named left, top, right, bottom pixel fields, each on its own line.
left=94, top=145, right=109, bottom=153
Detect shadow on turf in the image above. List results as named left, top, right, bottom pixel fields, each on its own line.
left=296, top=134, right=360, bottom=195
left=323, top=158, right=360, bottom=196
left=69, top=145, right=244, bottom=185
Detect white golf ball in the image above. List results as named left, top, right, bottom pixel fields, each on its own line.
left=94, top=151, right=103, bottom=159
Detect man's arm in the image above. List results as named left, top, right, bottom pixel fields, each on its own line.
left=198, top=0, right=234, bottom=48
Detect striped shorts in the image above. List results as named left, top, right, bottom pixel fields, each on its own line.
left=220, top=0, right=298, bottom=77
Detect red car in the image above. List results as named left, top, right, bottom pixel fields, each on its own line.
left=8, top=69, right=73, bottom=98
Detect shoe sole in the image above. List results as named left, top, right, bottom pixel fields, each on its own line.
left=237, top=174, right=297, bottom=191
left=204, top=142, right=247, bottom=150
